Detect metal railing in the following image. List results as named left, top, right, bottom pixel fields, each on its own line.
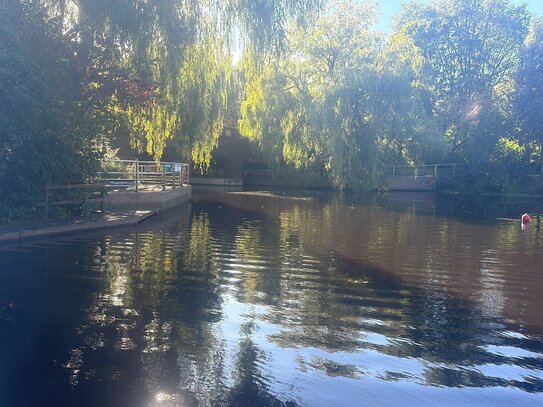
left=389, top=164, right=462, bottom=178
left=37, top=184, right=106, bottom=218
left=101, top=159, right=189, bottom=191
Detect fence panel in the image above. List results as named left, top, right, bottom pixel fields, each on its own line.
left=101, top=159, right=190, bottom=190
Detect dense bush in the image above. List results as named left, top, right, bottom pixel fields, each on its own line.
left=0, top=2, right=103, bottom=220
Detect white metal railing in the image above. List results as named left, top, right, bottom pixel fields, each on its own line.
left=101, top=159, right=189, bottom=191
left=389, top=164, right=462, bottom=178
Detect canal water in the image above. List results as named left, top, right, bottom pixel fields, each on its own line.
left=1, top=190, right=542, bottom=406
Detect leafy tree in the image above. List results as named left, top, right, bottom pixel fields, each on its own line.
left=41, top=0, right=324, bottom=168
left=0, top=1, right=107, bottom=219
left=397, top=0, right=531, bottom=161
left=0, top=0, right=324, bottom=218
left=515, top=17, right=543, bottom=175
left=239, top=1, right=442, bottom=189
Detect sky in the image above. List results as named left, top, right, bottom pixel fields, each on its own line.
left=376, top=0, right=543, bottom=31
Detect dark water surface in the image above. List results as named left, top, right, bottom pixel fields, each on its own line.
left=1, top=191, right=543, bottom=406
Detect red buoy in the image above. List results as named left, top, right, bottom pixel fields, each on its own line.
left=522, top=213, right=531, bottom=224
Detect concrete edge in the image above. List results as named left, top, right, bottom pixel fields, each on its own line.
left=0, top=210, right=158, bottom=244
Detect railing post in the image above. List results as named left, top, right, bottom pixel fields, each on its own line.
left=434, top=164, right=438, bottom=177
left=162, top=163, right=166, bottom=191
left=135, top=159, right=139, bottom=192
left=453, top=164, right=456, bottom=178
left=392, top=166, right=395, bottom=176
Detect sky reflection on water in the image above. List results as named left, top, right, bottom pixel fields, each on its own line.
left=1, top=191, right=542, bottom=406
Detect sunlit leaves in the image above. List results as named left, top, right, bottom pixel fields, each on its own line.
left=398, top=0, right=531, bottom=158
left=178, top=37, right=231, bottom=170
left=238, top=0, right=442, bottom=189
left=515, top=17, right=543, bottom=174
left=35, top=0, right=324, bottom=166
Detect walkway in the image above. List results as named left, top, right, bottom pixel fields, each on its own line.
left=0, top=210, right=156, bottom=244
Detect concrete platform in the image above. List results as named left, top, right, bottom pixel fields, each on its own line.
left=104, top=185, right=191, bottom=211
left=0, top=185, right=192, bottom=243
left=0, top=210, right=157, bottom=243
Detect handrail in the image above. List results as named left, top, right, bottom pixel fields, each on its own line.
left=389, top=163, right=463, bottom=178
left=36, top=159, right=189, bottom=218
left=102, top=159, right=183, bottom=166
left=101, top=159, right=189, bottom=190
left=39, top=184, right=106, bottom=218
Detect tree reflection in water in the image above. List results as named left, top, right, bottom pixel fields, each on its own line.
left=1, top=193, right=543, bottom=406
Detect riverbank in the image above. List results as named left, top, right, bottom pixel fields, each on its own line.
left=0, top=184, right=192, bottom=244
left=0, top=210, right=158, bottom=244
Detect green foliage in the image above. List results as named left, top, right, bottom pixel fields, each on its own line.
left=398, top=0, right=530, bottom=158
left=236, top=0, right=542, bottom=192
left=0, top=0, right=323, bottom=219
left=0, top=1, right=106, bottom=220
left=515, top=17, right=543, bottom=174
left=239, top=1, right=444, bottom=190
left=224, top=0, right=325, bottom=54
left=177, top=38, right=231, bottom=171
left=3, top=0, right=543, bottom=218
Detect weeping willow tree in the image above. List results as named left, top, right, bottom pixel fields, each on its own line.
left=239, top=0, right=441, bottom=189
left=31, top=0, right=324, bottom=168
left=0, top=0, right=324, bottom=217
left=177, top=36, right=232, bottom=170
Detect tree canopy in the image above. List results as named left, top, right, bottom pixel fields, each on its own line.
left=1, top=0, right=542, bottom=219
left=515, top=17, right=543, bottom=175
left=0, top=0, right=323, bottom=218
left=238, top=0, right=541, bottom=191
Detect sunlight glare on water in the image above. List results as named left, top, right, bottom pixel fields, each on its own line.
left=1, top=191, right=542, bottom=406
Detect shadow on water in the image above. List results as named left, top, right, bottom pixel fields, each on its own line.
left=1, top=194, right=543, bottom=406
